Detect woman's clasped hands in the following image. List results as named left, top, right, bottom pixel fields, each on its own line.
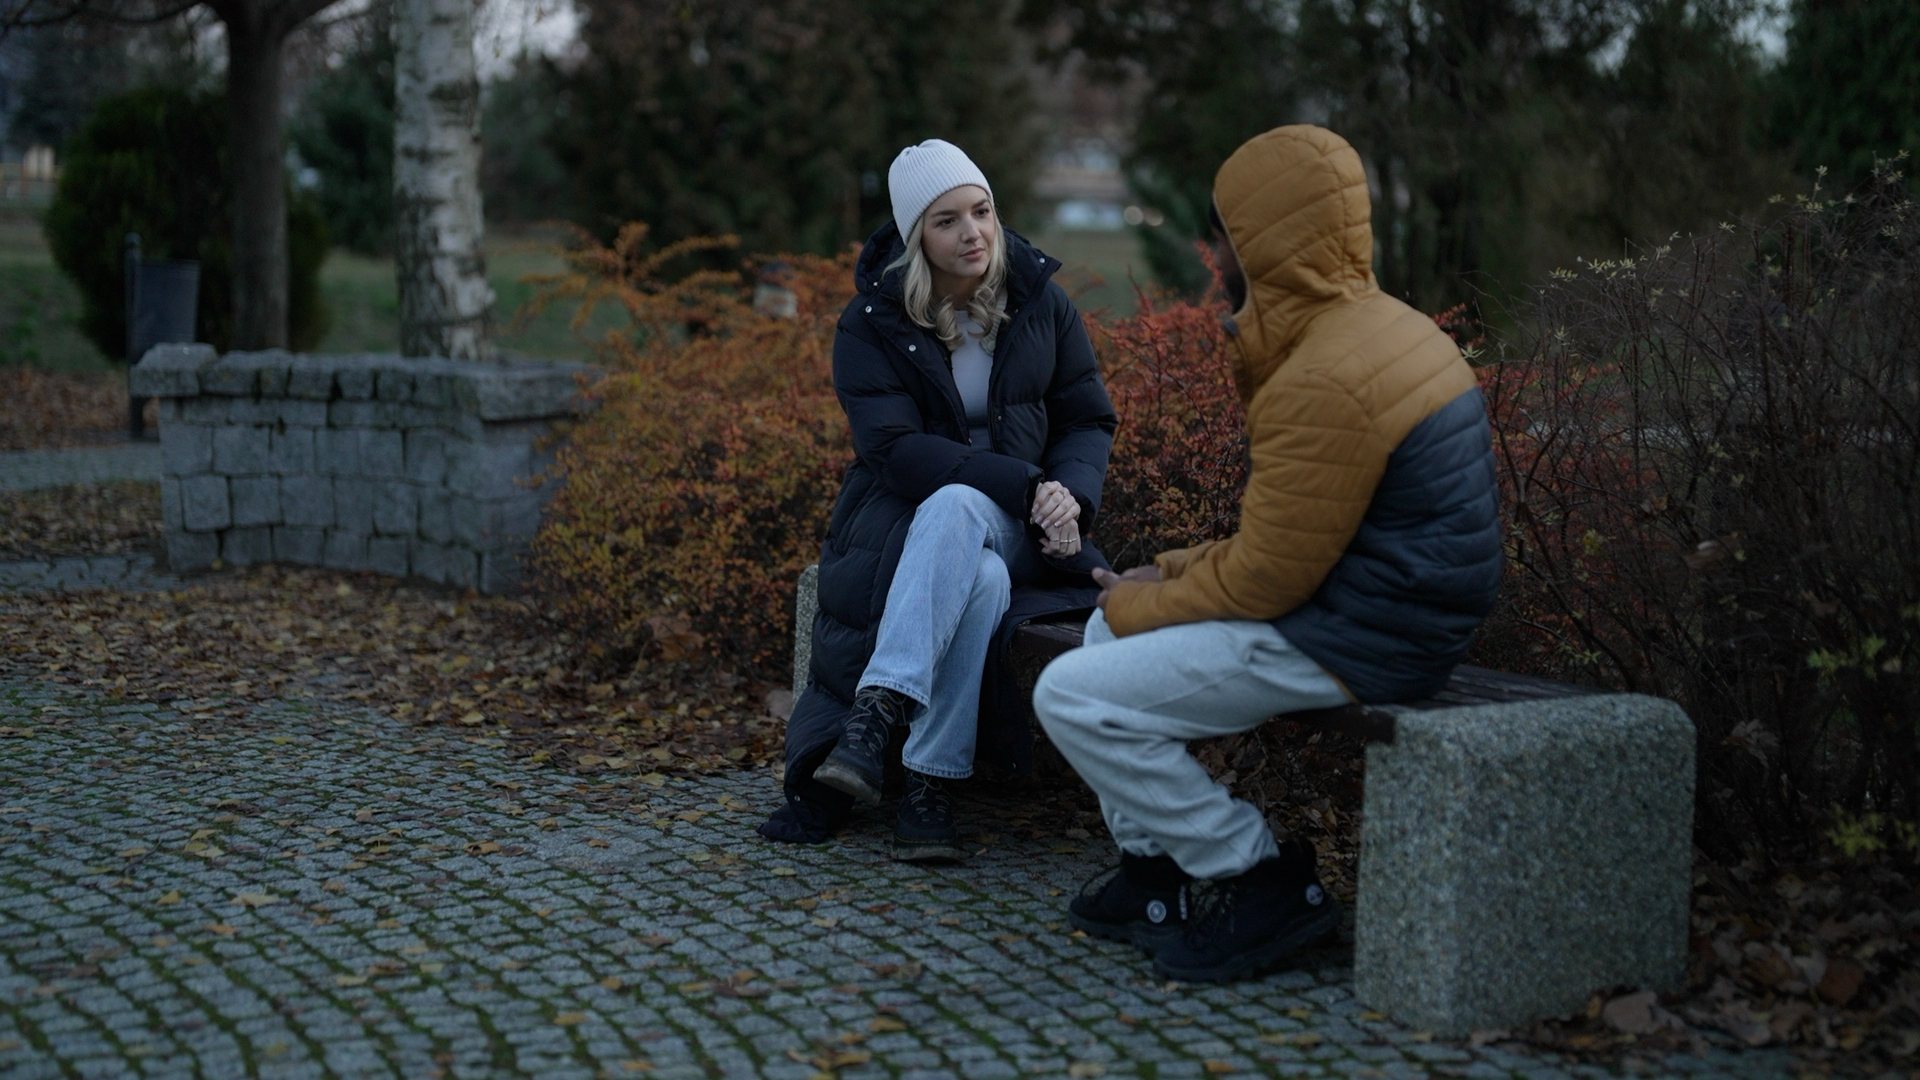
left=1032, top=479, right=1081, bottom=557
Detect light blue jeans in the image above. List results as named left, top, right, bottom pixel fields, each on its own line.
left=859, top=484, right=1041, bottom=780
left=1033, top=609, right=1350, bottom=879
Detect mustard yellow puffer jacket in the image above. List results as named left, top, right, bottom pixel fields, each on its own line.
left=1102, top=125, right=1501, bottom=702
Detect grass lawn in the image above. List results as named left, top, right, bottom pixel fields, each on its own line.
left=1028, top=227, right=1155, bottom=319
left=0, top=212, right=1157, bottom=374
left=316, top=228, right=628, bottom=362
left=0, top=213, right=116, bottom=374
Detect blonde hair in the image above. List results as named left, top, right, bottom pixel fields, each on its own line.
left=887, top=211, right=1010, bottom=353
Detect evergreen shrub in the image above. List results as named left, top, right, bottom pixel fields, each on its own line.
left=45, top=86, right=329, bottom=358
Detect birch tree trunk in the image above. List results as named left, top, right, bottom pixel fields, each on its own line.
left=393, top=0, right=493, bottom=360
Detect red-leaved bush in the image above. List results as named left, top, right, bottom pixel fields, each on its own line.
left=1472, top=162, right=1920, bottom=853
left=524, top=225, right=852, bottom=671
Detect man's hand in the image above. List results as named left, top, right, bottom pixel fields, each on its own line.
left=1030, top=480, right=1080, bottom=532
left=1092, top=564, right=1161, bottom=610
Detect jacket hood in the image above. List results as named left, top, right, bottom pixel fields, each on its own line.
left=853, top=220, right=1056, bottom=311
left=1213, top=125, right=1379, bottom=400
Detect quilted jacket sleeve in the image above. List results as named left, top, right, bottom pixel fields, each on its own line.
left=1103, top=369, right=1390, bottom=636
left=834, top=317, right=1040, bottom=522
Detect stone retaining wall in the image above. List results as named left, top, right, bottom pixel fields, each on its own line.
left=130, top=344, right=593, bottom=593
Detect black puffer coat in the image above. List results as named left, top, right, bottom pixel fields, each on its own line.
left=759, top=223, right=1116, bottom=843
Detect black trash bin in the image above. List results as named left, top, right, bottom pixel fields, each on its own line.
left=124, top=233, right=200, bottom=438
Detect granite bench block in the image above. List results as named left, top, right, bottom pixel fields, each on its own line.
left=479, top=550, right=524, bottom=595
left=160, top=423, right=212, bottom=475
left=180, top=475, right=230, bottom=532
left=315, top=429, right=361, bottom=476
left=180, top=396, right=230, bottom=424
left=212, top=425, right=271, bottom=475
left=1353, top=694, right=1695, bottom=1036
left=273, top=526, right=327, bottom=565
left=130, top=343, right=218, bottom=397
left=375, top=366, right=414, bottom=402
left=359, top=429, right=406, bottom=479
left=270, top=427, right=316, bottom=475
left=417, top=488, right=452, bottom=545
left=449, top=494, right=541, bottom=550
left=284, top=355, right=338, bottom=400
left=160, top=478, right=182, bottom=532
left=323, top=529, right=368, bottom=571
left=164, top=529, right=219, bottom=572
left=367, top=535, right=411, bottom=578
left=411, top=538, right=477, bottom=589
left=372, top=481, right=418, bottom=536
left=221, top=525, right=275, bottom=566
left=229, top=476, right=282, bottom=527
left=334, top=481, right=373, bottom=534
left=404, top=429, right=448, bottom=485
left=333, top=356, right=379, bottom=401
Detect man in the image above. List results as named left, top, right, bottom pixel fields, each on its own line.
left=1032, top=124, right=1502, bottom=983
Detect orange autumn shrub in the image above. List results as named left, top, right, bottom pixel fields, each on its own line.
left=529, top=229, right=1253, bottom=674
left=526, top=226, right=854, bottom=671
left=1087, top=285, right=1247, bottom=570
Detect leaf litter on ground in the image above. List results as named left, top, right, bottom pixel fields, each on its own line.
left=3, top=495, right=1915, bottom=1077
left=0, top=563, right=785, bottom=798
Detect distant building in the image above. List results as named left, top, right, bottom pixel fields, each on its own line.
left=1026, top=52, right=1158, bottom=233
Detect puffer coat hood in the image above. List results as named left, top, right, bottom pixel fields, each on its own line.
left=1102, top=124, right=1502, bottom=703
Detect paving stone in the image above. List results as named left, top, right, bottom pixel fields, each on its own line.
left=0, top=678, right=1795, bottom=1080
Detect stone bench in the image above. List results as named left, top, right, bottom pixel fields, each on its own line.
left=791, top=567, right=1695, bottom=1035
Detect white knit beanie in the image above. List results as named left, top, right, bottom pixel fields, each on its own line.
left=888, top=139, right=993, bottom=239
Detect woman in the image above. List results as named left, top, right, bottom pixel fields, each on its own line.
left=759, top=139, right=1116, bottom=860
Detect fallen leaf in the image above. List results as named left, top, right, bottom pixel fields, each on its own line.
left=233, top=892, right=281, bottom=908
left=117, top=846, right=148, bottom=858
left=156, top=890, right=181, bottom=905
left=335, top=974, right=367, bottom=987
left=1204, top=1063, right=1235, bottom=1075
left=1601, top=990, right=1661, bottom=1035
left=1817, top=956, right=1865, bottom=1005
left=552, top=1012, right=587, bottom=1026
left=641, top=934, right=675, bottom=948
left=205, top=923, right=238, bottom=936
left=869, top=1017, right=907, bottom=1033
left=600, top=976, right=623, bottom=991
left=464, top=841, right=502, bottom=856
left=620, top=1062, right=653, bottom=1074
left=1066, top=1063, right=1106, bottom=1078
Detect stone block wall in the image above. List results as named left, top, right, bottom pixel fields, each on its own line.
left=130, top=344, right=594, bottom=593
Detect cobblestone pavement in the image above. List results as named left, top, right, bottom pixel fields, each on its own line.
left=0, top=679, right=1793, bottom=1079
left=0, top=554, right=184, bottom=594
left=0, top=444, right=162, bottom=492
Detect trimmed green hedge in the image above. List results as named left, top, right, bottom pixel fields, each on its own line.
left=45, top=86, right=329, bottom=358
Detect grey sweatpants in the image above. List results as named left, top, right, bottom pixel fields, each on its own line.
left=1033, top=609, right=1349, bottom=880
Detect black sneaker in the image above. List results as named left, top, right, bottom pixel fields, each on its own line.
left=1068, top=852, right=1191, bottom=952
left=892, top=771, right=964, bottom=862
left=1152, top=841, right=1340, bottom=983
left=812, top=687, right=910, bottom=807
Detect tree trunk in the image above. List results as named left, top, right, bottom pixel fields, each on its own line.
left=393, top=0, right=492, bottom=360
left=226, top=15, right=289, bottom=350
